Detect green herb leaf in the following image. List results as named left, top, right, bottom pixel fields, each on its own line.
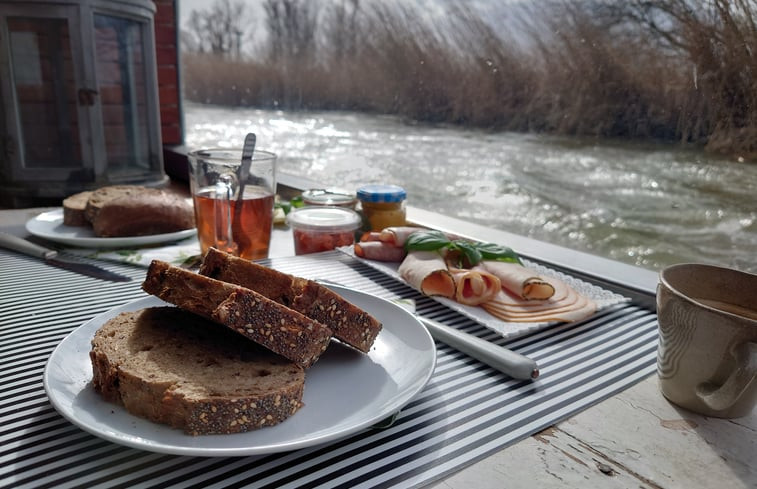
left=475, top=242, right=522, bottom=264
left=404, top=230, right=451, bottom=251
left=450, top=241, right=482, bottom=267
left=403, top=230, right=522, bottom=267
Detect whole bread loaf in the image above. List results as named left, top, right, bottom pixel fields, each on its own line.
left=84, top=185, right=149, bottom=223
left=92, top=191, right=194, bottom=237
left=90, top=307, right=305, bottom=435
left=142, top=260, right=333, bottom=368
left=199, top=247, right=382, bottom=353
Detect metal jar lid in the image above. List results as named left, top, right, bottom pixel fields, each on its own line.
left=302, top=188, right=358, bottom=207
left=356, top=184, right=407, bottom=203
left=286, top=206, right=362, bottom=232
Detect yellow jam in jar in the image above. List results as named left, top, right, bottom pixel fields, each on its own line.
left=357, top=184, right=407, bottom=231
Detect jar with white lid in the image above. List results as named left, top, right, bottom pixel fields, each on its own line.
left=286, top=206, right=362, bottom=255
left=357, top=184, right=407, bottom=231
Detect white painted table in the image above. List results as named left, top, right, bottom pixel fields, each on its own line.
left=2, top=206, right=755, bottom=489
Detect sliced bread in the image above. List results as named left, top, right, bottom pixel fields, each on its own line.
left=90, top=307, right=305, bottom=435
left=199, top=247, right=382, bottom=353
left=62, top=190, right=93, bottom=226
left=142, top=260, right=333, bottom=368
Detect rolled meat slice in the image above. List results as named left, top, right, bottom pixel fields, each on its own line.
left=354, top=240, right=406, bottom=262
left=478, top=261, right=555, bottom=300
left=360, top=231, right=383, bottom=242
left=379, top=226, right=423, bottom=246
left=398, top=250, right=456, bottom=298
left=449, top=268, right=501, bottom=306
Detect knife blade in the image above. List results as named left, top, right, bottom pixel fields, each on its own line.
left=0, top=232, right=132, bottom=282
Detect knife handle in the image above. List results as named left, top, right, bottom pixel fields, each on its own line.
left=420, top=317, right=540, bottom=380
left=0, top=232, right=57, bottom=259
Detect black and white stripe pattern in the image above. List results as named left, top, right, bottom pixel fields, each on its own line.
left=1, top=250, right=658, bottom=489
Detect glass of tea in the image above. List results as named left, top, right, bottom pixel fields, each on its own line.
left=187, top=148, right=277, bottom=260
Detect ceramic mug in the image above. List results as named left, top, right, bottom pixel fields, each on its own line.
left=656, top=263, right=757, bottom=418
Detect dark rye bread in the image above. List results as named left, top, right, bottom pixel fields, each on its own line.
left=142, top=260, right=332, bottom=368
left=90, top=307, right=305, bottom=435
left=199, top=247, right=382, bottom=353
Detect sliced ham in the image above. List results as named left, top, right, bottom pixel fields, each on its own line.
left=481, top=276, right=596, bottom=323
left=379, top=226, right=423, bottom=246
left=398, top=250, right=456, bottom=298
left=354, top=241, right=406, bottom=262
left=478, top=261, right=555, bottom=300
left=482, top=296, right=597, bottom=323
left=360, top=231, right=383, bottom=242
left=449, top=268, right=501, bottom=306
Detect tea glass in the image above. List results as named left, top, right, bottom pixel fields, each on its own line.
left=187, top=148, right=277, bottom=260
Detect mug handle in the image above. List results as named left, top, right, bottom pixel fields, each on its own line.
left=696, top=341, right=757, bottom=412
left=213, top=175, right=239, bottom=255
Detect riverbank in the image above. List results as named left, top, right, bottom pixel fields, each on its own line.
left=182, top=0, right=757, bottom=159
left=184, top=103, right=757, bottom=275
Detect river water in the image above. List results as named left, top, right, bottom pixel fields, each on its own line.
left=184, top=102, right=757, bottom=274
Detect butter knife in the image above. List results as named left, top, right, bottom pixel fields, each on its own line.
left=0, top=232, right=132, bottom=282
left=418, top=316, right=540, bottom=380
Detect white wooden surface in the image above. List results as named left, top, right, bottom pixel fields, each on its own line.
left=431, top=373, right=756, bottom=489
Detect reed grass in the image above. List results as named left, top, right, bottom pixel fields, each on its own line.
left=182, top=0, right=757, bottom=158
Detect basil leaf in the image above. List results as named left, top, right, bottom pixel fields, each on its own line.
left=404, top=230, right=451, bottom=251
left=476, top=242, right=522, bottom=264
left=451, top=241, right=482, bottom=267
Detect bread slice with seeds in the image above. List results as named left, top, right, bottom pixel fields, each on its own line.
left=199, top=247, right=382, bottom=353
left=90, top=307, right=305, bottom=435
left=142, top=260, right=333, bottom=368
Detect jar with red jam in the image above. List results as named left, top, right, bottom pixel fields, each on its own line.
left=286, top=206, right=362, bottom=255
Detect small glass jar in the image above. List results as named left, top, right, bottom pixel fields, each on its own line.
left=286, top=206, right=362, bottom=255
left=301, top=188, right=358, bottom=209
left=357, top=184, right=407, bottom=231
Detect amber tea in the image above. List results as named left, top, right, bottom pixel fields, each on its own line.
left=194, top=188, right=274, bottom=260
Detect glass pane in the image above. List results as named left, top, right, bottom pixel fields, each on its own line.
left=8, top=17, right=81, bottom=169
left=94, top=14, right=151, bottom=177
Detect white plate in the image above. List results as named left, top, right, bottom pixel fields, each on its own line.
left=26, top=209, right=196, bottom=248
left=341, top=247, right=629, bottom=339
left=43, top=286, right=436, bottom=456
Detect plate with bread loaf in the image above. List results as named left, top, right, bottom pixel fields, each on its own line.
left=27, top=185, right=196, bottom=248
left=44, top=249, right=436, bottom=456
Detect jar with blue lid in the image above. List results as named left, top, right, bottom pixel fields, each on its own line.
left=356, top=184, right=407, bottom=231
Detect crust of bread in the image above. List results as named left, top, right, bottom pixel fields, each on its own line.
left=142, top=260, right=333, bottom=368
left=92, top=191, right=194, bottom=237
left=199, top=247, right=382, bottom=353
left=62, top=190, right=93, bottom=227
left=90, top=307, right=305, bottom=435
left=84, top=185, right=149, bottom=223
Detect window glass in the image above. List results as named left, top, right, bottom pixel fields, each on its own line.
left=94, top=14, right=151, bottom=176
left=179, top=1, right=757, bottom=274
left=8, top=17, right=81, bottom=168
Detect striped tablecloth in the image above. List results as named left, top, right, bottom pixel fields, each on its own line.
left=1, top=250, right=659, bottom=489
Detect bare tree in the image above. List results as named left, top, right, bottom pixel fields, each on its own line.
left=184, top=0, right=250, bottom=57
left=262, top=0, right=318, bottom=64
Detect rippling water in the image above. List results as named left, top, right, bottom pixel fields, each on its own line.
left=184, top=102, right=757, bottom=274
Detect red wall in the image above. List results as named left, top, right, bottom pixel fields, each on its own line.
left=153, top=0, right=182, bottom=146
